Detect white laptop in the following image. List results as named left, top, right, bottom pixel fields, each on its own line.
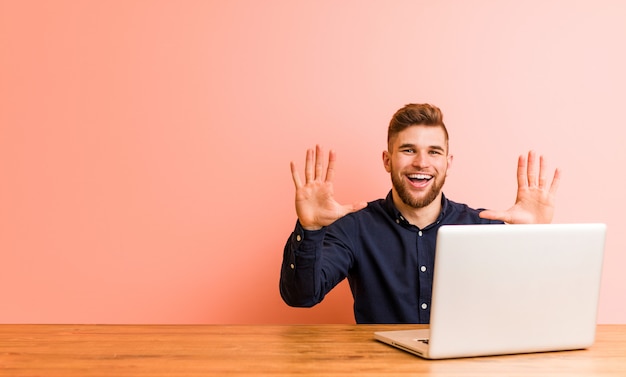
left=374, top=223, right=607, bottom=359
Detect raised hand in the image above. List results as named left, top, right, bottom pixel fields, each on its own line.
left=291, top=145, right=368, bottom=230
left=479, top=151, right=561, bottom=224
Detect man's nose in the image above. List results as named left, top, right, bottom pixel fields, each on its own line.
left=412, top=151, right=429, bottom=167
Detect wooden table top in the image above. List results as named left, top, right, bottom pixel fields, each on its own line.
left=1, top=324, right=625, bottom=376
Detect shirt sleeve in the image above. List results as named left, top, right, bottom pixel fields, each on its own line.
left=279, top=220, right=354, bottom=308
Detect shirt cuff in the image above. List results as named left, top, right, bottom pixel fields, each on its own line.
left=292, top=220, right=326, bottom=252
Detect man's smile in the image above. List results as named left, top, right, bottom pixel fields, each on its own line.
left=406, top=173, right=433, bottom=188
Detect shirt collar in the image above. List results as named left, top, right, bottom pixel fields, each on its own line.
left=383, top=190, right=449, bottom=229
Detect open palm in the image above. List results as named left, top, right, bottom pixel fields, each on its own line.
left=291, top=146, right=367, bottom=230
left=480, top=151, right=561, bottom=224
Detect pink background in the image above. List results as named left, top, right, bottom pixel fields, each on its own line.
left=1, top=0, right=624, bottom=324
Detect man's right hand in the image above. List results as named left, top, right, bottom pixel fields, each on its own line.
left=290, top=145, right=367, bottom=230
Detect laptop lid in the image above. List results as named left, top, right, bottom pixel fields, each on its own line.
left=375, top=223, right=607, bottom=359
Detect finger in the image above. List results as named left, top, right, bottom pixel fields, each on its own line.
left=290, top=161, right=303, bottom=188
left=517, top=154, right=528, bottom=189
left=538, top=155, right=547, bottom=189
left=304, top=148, right=314, bottom=183
left=526, top=150, right=538, bottom=187
left=325, top=149, right=337, bottom=183
left=549, top=168, right=561, bottom=196
left=315, top=145, right=324, bottom=181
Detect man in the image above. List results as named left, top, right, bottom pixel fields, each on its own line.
left=279, top=103, right=560, bottom=324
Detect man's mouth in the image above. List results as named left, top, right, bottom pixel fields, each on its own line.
left=407, top=173, right=433, bottom=187
left=407, top=173, right=433, bottom=183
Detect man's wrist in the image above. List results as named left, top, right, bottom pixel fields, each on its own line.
left=297, top=220, right=324, bottom=232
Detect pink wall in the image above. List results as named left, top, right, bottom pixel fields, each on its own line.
left=1, top=0, right=624, bottom=324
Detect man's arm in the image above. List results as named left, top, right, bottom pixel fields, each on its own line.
left=479, top=151, right=561, bottom=224
left=280, top=145, right=365, bottom=307
left=279, top=220, right=357, bottom=307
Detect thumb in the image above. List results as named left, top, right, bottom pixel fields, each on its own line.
left=344, top=201, right=368, bottom=214
left=479, top=209, right=511, bottom=223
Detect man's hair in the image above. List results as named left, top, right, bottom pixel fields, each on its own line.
left=387, top=103, right=449, bottom=150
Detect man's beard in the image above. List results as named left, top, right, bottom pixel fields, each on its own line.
left=391, top=173, right=446, bottom=209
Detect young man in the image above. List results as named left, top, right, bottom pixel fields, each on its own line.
left=279, top=103, right=560, bottom=324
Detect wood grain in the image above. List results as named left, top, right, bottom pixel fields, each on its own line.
left=1, top=325, right=625, bottom=376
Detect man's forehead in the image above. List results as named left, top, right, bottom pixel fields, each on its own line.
left=392, top=125, right=448, bottom=147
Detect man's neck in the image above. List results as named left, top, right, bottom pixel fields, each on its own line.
left=392, top=191, right=443, bottom=229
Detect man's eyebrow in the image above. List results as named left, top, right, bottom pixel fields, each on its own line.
left=429, top=145, right=446, bottom=152
left=398, top=143, right=446, bottom=151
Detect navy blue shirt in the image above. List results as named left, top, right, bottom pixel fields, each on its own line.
left=279, top=191, right=503, bottom=324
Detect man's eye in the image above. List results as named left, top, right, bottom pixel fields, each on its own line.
left=402, top=149, right=415, bottom=153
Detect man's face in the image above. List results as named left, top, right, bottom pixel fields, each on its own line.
left=383, top=125, right=452, bottom=209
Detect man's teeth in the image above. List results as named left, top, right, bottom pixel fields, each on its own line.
left=409, top=174, right=433, bottom=180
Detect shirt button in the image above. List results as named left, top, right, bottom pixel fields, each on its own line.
left=396, top=219, right=401, bottom=224
left=296, top=235, right=302, bottom=242
left=418, top=231, right=423, bottom=237
left=420, top=266, right=427, bottom=272
left=290, top=263, right=295, bottom=270
left=421, top=303, right=428, bottom=310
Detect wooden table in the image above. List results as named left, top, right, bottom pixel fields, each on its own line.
left=1, top=324, right=625, bottom=376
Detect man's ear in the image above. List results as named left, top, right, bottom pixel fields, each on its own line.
left=382, top=150, right=391, bottom=173
left=446, top=154, right=454, bottom=176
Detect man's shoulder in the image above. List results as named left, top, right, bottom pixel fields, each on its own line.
left=445, top=198, right=482, bottom=213
left=442, top=198, right=503, bottom=225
